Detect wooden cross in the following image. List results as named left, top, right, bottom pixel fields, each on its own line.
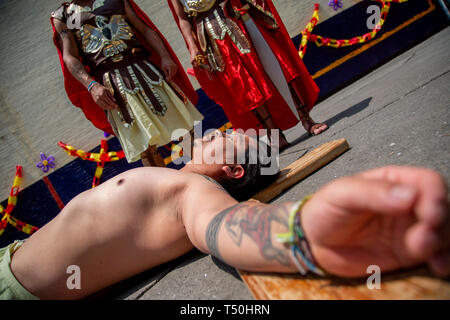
left=0, top=166, right=39, bottom=237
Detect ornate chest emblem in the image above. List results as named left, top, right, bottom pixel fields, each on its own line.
left=78, top=15, right=134, bottom=62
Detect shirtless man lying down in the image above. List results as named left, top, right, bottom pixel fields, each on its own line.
left=1, top=130, right=449, bottom=299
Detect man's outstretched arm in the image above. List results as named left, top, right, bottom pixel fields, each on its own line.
left=184, top=166, right=450, bottom=278
left=204, top=201, right=299, bottom=273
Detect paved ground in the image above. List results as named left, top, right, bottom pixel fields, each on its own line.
left=95, top=27, right=449, bottom=300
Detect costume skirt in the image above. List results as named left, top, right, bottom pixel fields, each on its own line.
left=107, top=80, right=203, bottom=163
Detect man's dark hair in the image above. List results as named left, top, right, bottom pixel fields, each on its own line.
left=220, top=138, right=279, bottom=201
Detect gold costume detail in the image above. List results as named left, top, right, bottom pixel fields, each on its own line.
left=196, top=20, right=208, bottom=52
left=195, top=54, right=207, bottom=65
left=135, top=61, right=164, bottom=86
left=184, top=1, right=253, bottom=72
left=113, top=63, right=168, bottom=117
left=78, top=15, right=134, bottom=62
left=212, top=6, right=250, bottom=55
left=182, top=0, right=216, bottom=17
left=196, top=2, right=251, bottom=72
left=109, top=70, right=134, bottom=126
left=242, top=0, right=278, bottom=29
left=168, top=80, right=189, bottom=105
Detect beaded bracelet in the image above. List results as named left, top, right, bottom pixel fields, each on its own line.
left=87, top=80, right=98, bottom=92
left=276, top=196, right=327, bottom=277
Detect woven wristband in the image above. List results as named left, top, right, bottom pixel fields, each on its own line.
left=87, top=81, right=98, bottom=92
left=276, top=196, right=327, bottom=277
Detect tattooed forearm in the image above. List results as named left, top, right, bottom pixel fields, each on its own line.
left=206, top=204, right=241, bottom=261
left=206, top=202, right=293, bottom=267
left=66, top=59, right=92, bottom=88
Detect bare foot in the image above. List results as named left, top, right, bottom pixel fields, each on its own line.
left=297, top=108, right=328, bottom=136
left=306, top=122, right=328, bottom=136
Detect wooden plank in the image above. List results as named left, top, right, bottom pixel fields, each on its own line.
left=239, top=268, right=450, bottom=300
left=253, top=138, right=350, bottom=203
left=238, top=138, right=450, bottom=300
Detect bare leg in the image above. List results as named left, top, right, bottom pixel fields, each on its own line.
left=289, top=85, right=328, bottom=136
left=141, top=145, right=166, bottom=167
left=252, top=105, right=289, bottom=150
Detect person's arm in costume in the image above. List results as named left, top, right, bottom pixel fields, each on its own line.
left=168, top=0, right=204, bottom=68
left=183, top=167, right=450, bottom=277
left=53, top=19, right=118, bottom=111
left=124, top=0, right=177, bottom=80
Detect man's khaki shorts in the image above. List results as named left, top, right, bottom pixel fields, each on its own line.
left=0, top=240, right=39, bottom=300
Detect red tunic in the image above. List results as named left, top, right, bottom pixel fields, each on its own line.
left=169, top=0, right=319, bottom=131
left=51, top=0, right=198, bottom=135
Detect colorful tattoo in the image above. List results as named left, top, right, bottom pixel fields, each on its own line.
left=206, top=202, right=293, bottom=267
left=205, top=204, right=240, bottom=261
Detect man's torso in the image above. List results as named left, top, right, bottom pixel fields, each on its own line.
left=10, top=167, right=233, bottom=299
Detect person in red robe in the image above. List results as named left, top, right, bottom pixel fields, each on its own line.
left=51, top=0, right=203, bottom=166
left=168, top=0, right=328, bottom=149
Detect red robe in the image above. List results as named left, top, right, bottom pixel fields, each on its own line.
left=168, top=0, right=319, bottom=131
left=51, top=0, right=198, bottom=135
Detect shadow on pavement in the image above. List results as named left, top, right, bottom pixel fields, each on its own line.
left=86, top=249, right=205, bottom=300
left=288, top=97, right=373, bottom=147
left=211, top=256, right=243, bottom=282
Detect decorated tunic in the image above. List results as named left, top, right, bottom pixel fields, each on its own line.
left=51, top=0, right=203, bottom=162
left=169, top=0, right=320, bottom=131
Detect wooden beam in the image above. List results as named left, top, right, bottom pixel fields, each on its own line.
left=239, top=268, right=450, bottom=300
left=252, top=138, right=350, bottom=203
left=238, top=138, right=450, bottom=300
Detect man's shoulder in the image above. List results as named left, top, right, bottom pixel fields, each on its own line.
left=182, top=173, right=233, bottom=199
left=51, top=2, right=70, bottom=21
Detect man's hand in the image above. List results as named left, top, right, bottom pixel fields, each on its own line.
left=301, top=166, right=449, bottom=278
left=89, top=83, right=119, bottom=110
left=190, top=47, right=211, bottom=72
left=160, top=56, right=178, bottom=81
left=190, top=48, right=200, bottom=67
